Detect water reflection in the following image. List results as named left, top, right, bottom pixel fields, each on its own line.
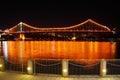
left=2, top=41, right=8, bottom=60
left=2, top=41, right=116, bottom=64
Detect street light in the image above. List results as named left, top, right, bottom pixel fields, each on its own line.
left=71, top=36, right=76, bottom=41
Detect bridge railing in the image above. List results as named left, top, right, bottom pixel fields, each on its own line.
left=0, top=57, right=120, bottom=77
left=3, top=57, right=27, bottom=73
left=106, top=59, right=120, bottom=75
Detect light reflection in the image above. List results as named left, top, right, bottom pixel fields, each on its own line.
left=3, top=41, right=116, bottom=65
left=19, top=41, right=23, bottom=63
left=2, top=41, right=8, bottom=61
left=52, top=41, right=55, bottom=55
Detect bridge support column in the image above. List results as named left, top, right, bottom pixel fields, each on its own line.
left=27, top=58, right=33, bottom=74
left=100, top=59, right=107, bottom=77
left=62, top=59, right=68, bottom=76
left=20, top=34, right=25, bottom=40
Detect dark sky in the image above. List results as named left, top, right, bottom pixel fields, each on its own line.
left=0, top=0, right=120, bottom=31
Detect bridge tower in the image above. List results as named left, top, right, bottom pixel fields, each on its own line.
left=19, top=22, right=25, bottom=40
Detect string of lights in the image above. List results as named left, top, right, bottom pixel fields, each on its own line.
left=7, top=19, right=112, bottom=33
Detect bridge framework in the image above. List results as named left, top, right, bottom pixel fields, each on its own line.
left=0, top=19, right=116, bottom=41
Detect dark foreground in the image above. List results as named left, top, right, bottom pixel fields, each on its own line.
left=0, top=71, right=120, bottom=80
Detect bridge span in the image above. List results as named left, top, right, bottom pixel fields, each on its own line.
left=0, top=19, right=116, bottom=41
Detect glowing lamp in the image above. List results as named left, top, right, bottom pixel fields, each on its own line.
left=72, top=36, right=76, bottom=40
left=27, top=67, right=31, bottom=71
left=102, top=69, right=107, bottom=73
left=63, top=69, right=67, bottom=73
left=0, top=64, right=2, bottom=67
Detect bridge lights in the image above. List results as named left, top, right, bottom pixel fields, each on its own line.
left=4, top=29, right=9, bottom=32
left=112, top=31, right=116, bottom=34
left=19, top=22, right=23, bottom=32
left=19, top=22, right=23, bottom=25
left=20, top=34, right=25, bottom=40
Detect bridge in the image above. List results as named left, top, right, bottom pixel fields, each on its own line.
left=0, top=19, right=116, bottom=41
left=7, top=19, right=112, bottom=33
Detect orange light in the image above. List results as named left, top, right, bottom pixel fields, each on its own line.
left=8, top=19, right=111, bottom=33
left=6, top=41, right=116, bottom=65
left=20, top=34, right=25, bottom=40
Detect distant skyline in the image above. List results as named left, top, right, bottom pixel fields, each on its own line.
left=0, top=0, right=120, bottom=31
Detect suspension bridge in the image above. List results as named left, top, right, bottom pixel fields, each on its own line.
left=0, top=19, right=116, bottom=41
left=7, top=19, right=112, bottom=33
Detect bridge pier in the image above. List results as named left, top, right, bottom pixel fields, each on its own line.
left=20, top=34, right=25, bottom=40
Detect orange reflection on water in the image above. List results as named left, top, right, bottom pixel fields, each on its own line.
left=5, top=41, right=116, bottom=64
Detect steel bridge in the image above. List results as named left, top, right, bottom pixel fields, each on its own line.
left=0, top=19, right=116, bottom=41
left=7, top=19, right=112, bottom=33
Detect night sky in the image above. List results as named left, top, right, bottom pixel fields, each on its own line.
left=0, top=0, right=120, bottom=31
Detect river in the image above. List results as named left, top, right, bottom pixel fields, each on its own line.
left=0, top=41, right=117, bottom=64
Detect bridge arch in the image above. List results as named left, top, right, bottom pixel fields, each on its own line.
left=7, top=19, right=112, bottom=33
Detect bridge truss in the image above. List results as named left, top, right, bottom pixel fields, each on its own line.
left=0, top=19, right=116, bottom=41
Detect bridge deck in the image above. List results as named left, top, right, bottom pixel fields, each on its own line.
left=0, top=71, right=120, bottom=80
